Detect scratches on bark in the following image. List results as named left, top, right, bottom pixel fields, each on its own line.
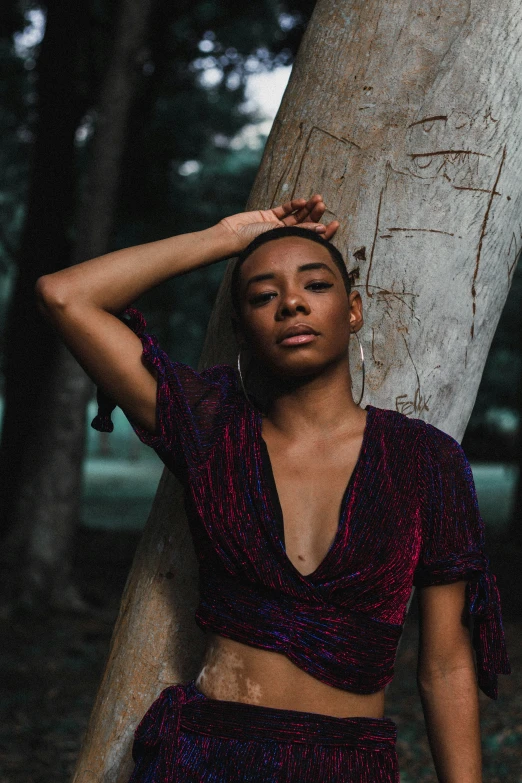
left=290, top=125, right=362, bottom=200
left=454, top=185, right=501, bottom=196
left=387, top=227, right=455, bottom=237
left=397, top=333, right=432, bottom=415
left=410, top=149, right=491, bottom=160
left=401, top=331, right=420, bottom=391
left=409, top=148, right=490, bottom=182
left=371, top=327, right=380, bottom=366
left=365, top=284, right=419, bottom=320
left=388, top=162, right=428, bottom=181
left=408, top=115, right=448, bottom=129
left=470, top=145, right=507, bottom=339
left=508, top=246, right=521, bottom=283
left=271, top=122, right=304, bottom=207
left=507, top=230, right=522, bottom=283
left=348, top=266, right=360, bottom=287
left=366, top=178, right=386, bottom=298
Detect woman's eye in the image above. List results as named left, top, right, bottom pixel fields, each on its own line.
left=250, top=282, right=332, bottom=305
left=250, top=292, right=275, bottom=305
left=307, top=281, right=333, bottom=291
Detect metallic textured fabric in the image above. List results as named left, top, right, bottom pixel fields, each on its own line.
left=92, top=308, right=510, bottom=701
left=128, top=679, right=400, bottom=782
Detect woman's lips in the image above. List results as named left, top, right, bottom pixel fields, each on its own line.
left=279, top=333, right=318, bottom=346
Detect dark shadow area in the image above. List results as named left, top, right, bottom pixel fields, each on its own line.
left=0, top=528, right=139, bottom=782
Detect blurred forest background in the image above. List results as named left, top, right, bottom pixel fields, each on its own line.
left=0, top=1, right=520, bottom=781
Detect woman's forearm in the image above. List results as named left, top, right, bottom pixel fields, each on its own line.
left=36, top=222, right=237, bottom=314
left=418, top=666, right=482, bottom=782
left=31, top=195, right=330, bottom=431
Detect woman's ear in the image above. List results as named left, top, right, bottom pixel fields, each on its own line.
left=349, top=290, right=364, bottom=332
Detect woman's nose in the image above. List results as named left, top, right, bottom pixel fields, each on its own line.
left=277, top=290, right=310, bottom=317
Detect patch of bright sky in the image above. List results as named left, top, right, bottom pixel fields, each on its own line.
left=13, top=7, right=46, bottom=58
left=197, top=63, right=291, bottom=124
left=180, top=65, right=291, bottom=175
left=243, top=67, right=292, bottom=120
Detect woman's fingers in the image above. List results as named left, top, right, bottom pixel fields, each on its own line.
left=283, top=195, right=324, bottom=226
left=308, top=200, right=326, bottom=224
left=271, top=198, right=307, bottom=220
left=269, top=195, right=339, bottom=238
left=272, top=194, right=323, bottom=222
left=298, top=222, right=327, bottom=233
left=323, top=220, right=340, bottom=240
left=297, top=219, right=340, bottom=239
left=291, top=202, right=324, bottom=225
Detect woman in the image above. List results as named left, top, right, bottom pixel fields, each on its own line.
left=36, top=194, right=510, bottom=782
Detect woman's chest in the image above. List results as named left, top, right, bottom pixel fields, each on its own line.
left=186, top=412, right=425, bottom=590
left=260, top=435, right=364, bottom=577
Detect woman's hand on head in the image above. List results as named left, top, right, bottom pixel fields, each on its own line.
left=218, top=194, right=340, bottom=253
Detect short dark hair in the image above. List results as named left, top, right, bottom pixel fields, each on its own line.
left=230, top=226, right=351, bottom=316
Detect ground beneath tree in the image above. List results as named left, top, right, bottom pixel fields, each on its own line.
left=0, top=529, right=520, bottom=783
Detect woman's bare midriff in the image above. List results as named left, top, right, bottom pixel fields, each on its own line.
left=195, top=633, right=386, bottom=718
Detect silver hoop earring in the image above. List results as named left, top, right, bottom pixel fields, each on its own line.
left=351, top=331, right=365, bottom=406
left=237, top=346, right=253, bottom=406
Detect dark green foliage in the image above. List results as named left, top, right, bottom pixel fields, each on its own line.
left=0, top=0, right=316, bottom=367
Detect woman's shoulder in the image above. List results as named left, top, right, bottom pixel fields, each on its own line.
left=371, top=404, right=463, bottom=457
left=199, top=362, right=239, bottom=387
left=195, top=363, right=244, bottom=411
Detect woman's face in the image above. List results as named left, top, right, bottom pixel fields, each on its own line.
left=236, top=236, right=363, bottom=379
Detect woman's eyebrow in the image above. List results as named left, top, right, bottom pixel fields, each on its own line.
left=245, top=262, right=336, bottom=290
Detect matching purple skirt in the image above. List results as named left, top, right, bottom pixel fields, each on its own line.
left=128, top=680, right=400, bottom=782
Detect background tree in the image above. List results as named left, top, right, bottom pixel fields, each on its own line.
left=72, top=0, right=522, bottom=779
left=0, top=0, right=92, bottom=603
left=12, top=0, right=154, bottom=608
left=0, top=0, right=315, bottom=607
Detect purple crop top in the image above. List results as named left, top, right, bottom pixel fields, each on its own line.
left=92, top=308, right=511, bottom=699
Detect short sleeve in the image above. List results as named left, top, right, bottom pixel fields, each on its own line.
left=90, top=307, right=240, bottom=477
left=413, top=423, right=510, bottom=699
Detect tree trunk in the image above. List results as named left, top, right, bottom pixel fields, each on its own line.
left=1, top=0, right=154, bottom=608
left=73, top=0, right=522, bottom=778
left=0, top=0, right=86, bottom=552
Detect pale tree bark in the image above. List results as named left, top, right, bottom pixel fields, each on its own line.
left=4, top=0, right=154, bottom=609
left=73, top=0, right=522, bottom=779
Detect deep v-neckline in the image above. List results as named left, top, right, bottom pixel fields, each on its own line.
left=254, top=405, right=374, bottom=581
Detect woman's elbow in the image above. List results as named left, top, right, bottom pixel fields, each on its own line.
left=35, top=273, right=71, bottom=316
left=417, top=658, right=477, bottom=699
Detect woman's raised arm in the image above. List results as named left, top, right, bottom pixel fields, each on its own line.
left=35, top=196, right=334, bottom=433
